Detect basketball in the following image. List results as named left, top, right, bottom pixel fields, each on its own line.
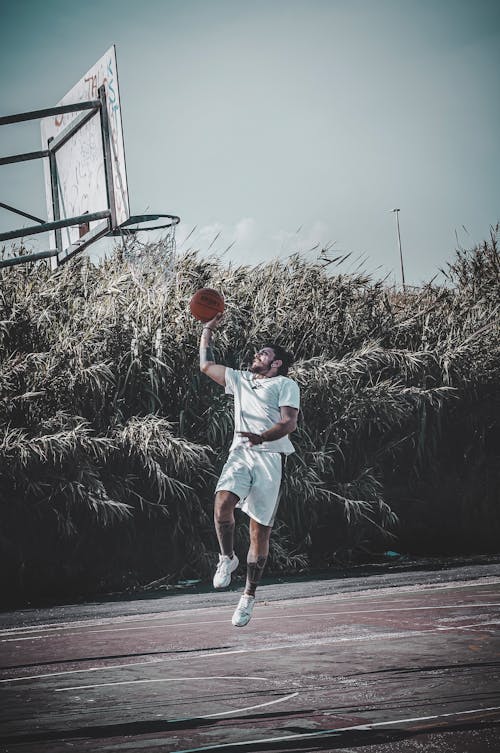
left=189, top=288, right=225, bottom=322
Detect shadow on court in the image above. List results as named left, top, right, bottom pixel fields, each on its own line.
left=2, top=712, right=499, bottom=752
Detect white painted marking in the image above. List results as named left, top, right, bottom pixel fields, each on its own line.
left=82, top=601, right=500, bottom=632
left=3, top=602, right=499, bottom=642
left=200, top=691, right=299, bottom=719
left=0, top=656, right=190, bottom=684
left=56, top=680, right=298, bottom=720
left=437, top=620, right=500, bottom=631
left=56, top=675, right=267, bottom=692
left=1, top=635, right=58, bottom=643
left=1, top=576, right=499, bottom=637
left=171, top=705, right=500, bottom=752
left=0, top=620, right=491, bottom=685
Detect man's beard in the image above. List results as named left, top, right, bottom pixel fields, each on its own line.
left=250, top=361, right=267, bottom=375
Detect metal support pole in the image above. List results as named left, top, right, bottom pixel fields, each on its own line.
left=98, top=85, right=117, bottom=229
left=0, top=201, right=44, bottom=224
left=0, top=100, right=101, bottom=126
left=48, top=106, right=100, bottom=153
left=0, top=249, right=58, bottom=269
left=48, top=137, right=62, bottom=258
left=0, top=210, right=111, bottom=242
left=0, top=150, right=49, bottom=166
left=392, top=208, right=406, bottom=289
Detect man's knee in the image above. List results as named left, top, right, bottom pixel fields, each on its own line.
left=248, top=554, right=267, bottom=568
left=249, top=518, right=272, bottom=542
left=214, top=490, right=239, bottom=521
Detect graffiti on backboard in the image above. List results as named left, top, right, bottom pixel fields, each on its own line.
left=40, top=45, right=130, bottom=251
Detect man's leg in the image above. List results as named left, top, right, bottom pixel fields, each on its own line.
left=214, top=490, right=239, bottom=556
left=231, top=453, right=280, bottom=626
left=245, top=518, right=272, bottom=596
left=232, top=518, right=272, bottom=627
left=213, top=490, right=240, bottom=589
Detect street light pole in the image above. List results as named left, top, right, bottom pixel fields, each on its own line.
left=392, top=208, right=406, bottom=289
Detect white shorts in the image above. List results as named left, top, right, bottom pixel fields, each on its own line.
left=215, top=447, right=283, bottom=527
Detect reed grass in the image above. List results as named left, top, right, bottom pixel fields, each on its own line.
left=0, top=226, right=498, bottom=602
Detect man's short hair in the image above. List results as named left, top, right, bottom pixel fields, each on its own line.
left=263, top=343, right=294, bottom=376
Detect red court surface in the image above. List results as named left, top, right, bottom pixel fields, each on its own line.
left=1, top=569, right=500, bottom=752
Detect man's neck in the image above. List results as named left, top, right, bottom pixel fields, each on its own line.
left=252, top=371, right=277, bottom=380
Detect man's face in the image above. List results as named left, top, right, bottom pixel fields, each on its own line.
left=250, top=347, right=277, bottom=375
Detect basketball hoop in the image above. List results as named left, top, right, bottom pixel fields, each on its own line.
left=0, top=46, right=181, bottom=273
left=117, top=214, right=180, bottom=295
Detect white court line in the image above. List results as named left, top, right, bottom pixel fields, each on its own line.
left=2, top=577, right=499, bottom=637
left=73, top=601, right=500, bottom=633
left=1, top=635, right=55, bottom=643
left=3, top=602, right=500, bottom=642
left=200, top=691, right=298, bottom=719
left=56, top=675, right=267, bottom=692
left=0, top=657, right=182, bottom=684
left=1, top=621, right=494, bottom=685
left=0, top=631, right=418, bottom=684
left=438, top=620, right=500, bottom=631
left=172, top=705, right=500, bottom=752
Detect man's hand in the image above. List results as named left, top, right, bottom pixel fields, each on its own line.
left=238, top=407, right=299, bottom=446
left=204, top=312, right=224, bottom=330
left=238, top=432, right=263, bottom=445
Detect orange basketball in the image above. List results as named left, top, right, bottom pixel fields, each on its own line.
left=189, top=288, right=225, bottom=322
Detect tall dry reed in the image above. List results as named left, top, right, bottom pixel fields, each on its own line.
left=0, top=228, right=498, bottom=603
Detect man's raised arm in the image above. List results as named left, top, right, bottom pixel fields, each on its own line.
left=199, top=312, right=226, bottom=386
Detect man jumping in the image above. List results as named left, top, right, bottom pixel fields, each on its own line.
left=199, top=313, right=300, bottom=627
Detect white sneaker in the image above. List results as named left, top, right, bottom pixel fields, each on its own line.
left=213, top=553, right=239, bottom=588
left=231, top=594, right=255, bottom=627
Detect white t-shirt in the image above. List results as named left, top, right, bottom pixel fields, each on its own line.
left=224, top=368, right=300, bottom=455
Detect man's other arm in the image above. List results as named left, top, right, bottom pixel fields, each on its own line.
left=239, top=405, right=299, bottom=445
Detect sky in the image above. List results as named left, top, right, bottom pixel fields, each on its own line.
left=1, top=0, right=499, bottom=285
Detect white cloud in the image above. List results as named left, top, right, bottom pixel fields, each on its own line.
left=175, top=218, right=335, bottom=265
left=270, top=220, right=333, bottom=257
left=234, top=217, right=257, bottom=247
left=176, top=217, right=260, bottom=259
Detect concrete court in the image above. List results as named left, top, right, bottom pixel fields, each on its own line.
left=1, top=561, right=500, bottom=753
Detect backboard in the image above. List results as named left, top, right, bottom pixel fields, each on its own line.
left=1, top=45, right=179, bottom=271
left=40, top=45, right=129, bottom=264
